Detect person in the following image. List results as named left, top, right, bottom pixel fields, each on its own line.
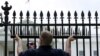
left=15, top=35, right=37, bottom=55
left=26, top=41, right=37, bottom=49
left=16, top=31, right=75, bottom=56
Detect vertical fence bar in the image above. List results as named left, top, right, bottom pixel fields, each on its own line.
left=95, top=11, right=99, bottom=56
left=1, top=1, right=12, bottom=56
left=25, top=25, right=27, bottom=36
left=19, top=11, right=23, bottom=37
left=68, top=11, right=71, bottom=36
left=26, top=11, right=30, bottom=49
left=47, top=11, right=50, bottom=31
left=18, top=25, right=20, bottom=35
left=81, top=11, right=85, bottom=56
left=88, top=11, right=92, bottom=56
left=20, top=11, right=23, bottom=36
left=33, top=11, right=37, bottom=48
left=60, top=11, right=64, bottom=50
left=40, top=11, right=43, bottom=32
left=13, top=11, right=16, bottom=56
left=74, top=11, right=79, bottom=56
left=19, top=11, right=23, bottom=54
left=54, top=11, right=57, bottom=49
left=60, top=28, right=61, bottom=36
left=67, top=11, right=71, bottom=53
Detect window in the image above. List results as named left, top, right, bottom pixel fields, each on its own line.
left=79, top=51, right=83, bottom=56
left=94, top=51, right=97, bottom=56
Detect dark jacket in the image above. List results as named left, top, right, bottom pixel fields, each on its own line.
left=19, top=46, right=70, bottom=56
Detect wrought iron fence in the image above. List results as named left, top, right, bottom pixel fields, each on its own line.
left=0, top=1, right=100, bottom=56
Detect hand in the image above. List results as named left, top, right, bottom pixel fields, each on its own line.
left=14, top=34, right=21, bottom=41
left=67, top=36, right=75, bottom=41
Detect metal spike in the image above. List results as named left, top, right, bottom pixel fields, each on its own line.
left=88, top=11, right=91, bottom=16
left=20, top=11, right=23, bottom=16
left=54, top=11, right=57, bottom=17
left=81, top=11, right=84, bottom=17
left=74, top=11, right=77, bottom=16
left=40, top=11, right=43, bottom=17
left=33, top=11, right=37, bottom=17
left=60, top=11, right=64, bottom=17
left=13, top=10, right=16, bottom=16
left=95, top=11, right=98, bottom=16
left=47, top=11, right=50, bottom=17
left=26, top=11, right=30, bottom=17
left=68, top=11, right=71, bottom=17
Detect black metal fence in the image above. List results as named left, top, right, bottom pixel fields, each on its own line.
left=0, top=1, right=100, bottom=56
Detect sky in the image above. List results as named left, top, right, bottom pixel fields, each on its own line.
left=0, top=0, right=100, bottom=28
left=0, top=0, right=100, bottom=31
left=0, top=0, right=100, bottom=23
left=0, top=0, right=100, bottom=15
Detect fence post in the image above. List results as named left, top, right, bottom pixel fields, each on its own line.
left=1, top=1, right=12, bottom=56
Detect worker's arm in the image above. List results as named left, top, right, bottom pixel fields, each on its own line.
left=15, top=34, right=23, bottom=55
left=65, top=36, right=75, bottom=56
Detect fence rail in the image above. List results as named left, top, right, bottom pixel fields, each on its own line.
left=0, top=1, right=100, bottom=56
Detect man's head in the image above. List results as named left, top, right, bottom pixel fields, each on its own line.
left=39, top=31, right=53, bottom=46
left=27, top=41, right=36, bottom=49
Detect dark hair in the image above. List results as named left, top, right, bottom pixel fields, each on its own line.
left=26, top=41, right=36, bottom=49
left=40, top=31, right=53, bottom=45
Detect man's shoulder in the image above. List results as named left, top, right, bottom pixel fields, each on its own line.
left=19, top=49, right=36, bottom=56
left=52, top=49, right=70, bottom=56
left=26, top=48, right=37, bottom=54
left=27, top=48, right=36, bottom=51
left=52, top=49, right=63, bottom=52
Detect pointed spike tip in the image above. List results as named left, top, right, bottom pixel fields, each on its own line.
left=54, top=11, right=57, bottom=17
left=95, top=11, right=98, bottom=16
left=26, top=11, right=30, bottom=16
left=88, top=11, right=91, bottom=16
left=13, top=11, right=16, bottom=16
left=68, top=11, right=71, bottom=16
left=47, top=11, right=50, bottom=17
left=74, top=11, right=77, bottom=16
left=60, top=11, right=64, bottom=16
left=20, top=11, right=23, bottom=16
left=81, top=11, right=84, bottom=17
left=33, top=11, right=37, bottom=16
left=40, top=11, right=43, bottom=17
